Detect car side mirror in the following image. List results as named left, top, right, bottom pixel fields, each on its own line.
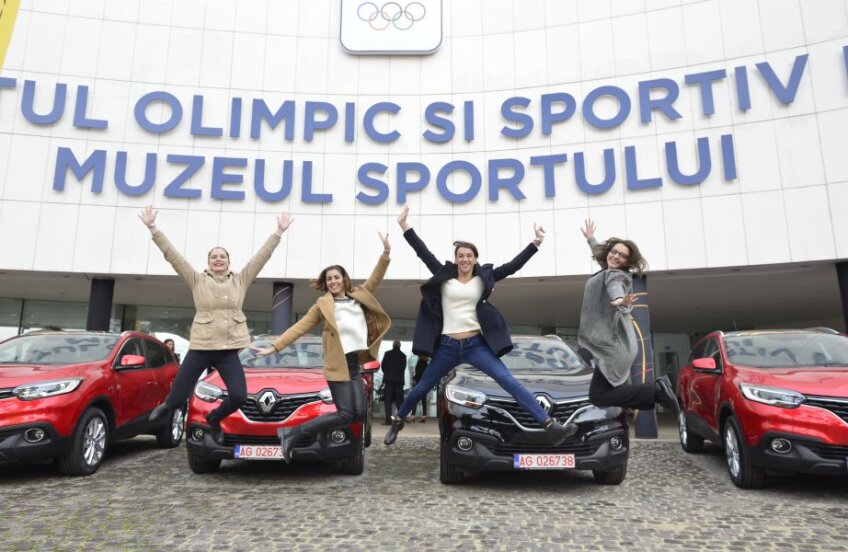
left=119, top=354, right=146, bottom=369
left=361, top=360, right=380, bottom=372
left=692, top=357, right=717, bottom=371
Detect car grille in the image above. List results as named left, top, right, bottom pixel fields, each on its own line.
left=486, top=398, right=592, bottom=429
left=804, top=443, right=848, bottom=461
left=222, top=433, right=316, bottom=447
left=0, top=429, right=17, bottom=444
left=805, top=396, right=848, bottom=425
left=239, top=393, right=320, bottom=422
left=490, top=440, right=602, bottom=457
left=0, top=388, right=14, bottom=400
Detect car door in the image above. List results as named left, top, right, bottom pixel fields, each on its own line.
left=689, top=338, right=724, bottom=434
left=112, top=338, right=160, bottom=427
left=141, top=338, right=177, bottom=405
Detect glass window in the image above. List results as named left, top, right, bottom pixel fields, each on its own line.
left=20, top=300, right=88, bottom=333
left=0, top=298, right=23, bottom=341
left=725, top=333, right=848, bottom=368
left=0, top=334, right=119, bottom=365
left=143, top=339, right=168, bottom=368
left=115, top=338, right=146, bottom=366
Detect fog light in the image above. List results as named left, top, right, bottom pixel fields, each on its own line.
left=457, top=436, right=473, bottom=451
left=770, top=438, right=792, bottom=454
left=23, top=428, right=45, bottom=443
left=330, top=430, right=346, bottom=444
left=609, top=436, right=623, bottom=451
left=191, top=428, right=205, bottom=441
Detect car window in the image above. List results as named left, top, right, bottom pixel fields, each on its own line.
left=500, top=339, right=591, bottom=375
left=143, top=340, right=168, bottom=368
left=239, top=340, right=324, bottom=369
left=710, top=339, right=724, bottom=371
left=115, top=338, right=146, bottom=367
left=725, top=333, right=848, bottom=368
left=690, top=340, right=707, bottom=361
left=0, top=335, right=119, bottom=365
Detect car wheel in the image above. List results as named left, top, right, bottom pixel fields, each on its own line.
left=678, top=409, right=704, bottom=453
left=439, top=444, right=463, bottom=485
left=364, top=418, right=373, bottom=448
left=592, top=462, right=627, bottom=485
left=339, top=446, right=365, bottom=475
left=58, top=407, right=109, bottom=476
left=155, top=406, right=185, bottom=449
left=723, top=416, right=765, bottom=489
left=187, top=452, right=221, bottom=474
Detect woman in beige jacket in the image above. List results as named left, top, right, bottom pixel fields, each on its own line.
left=253, top=233, right=391, bottom=463
left=141, top=207, right=292, bottom=442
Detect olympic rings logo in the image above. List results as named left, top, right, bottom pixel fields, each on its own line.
left=357, top=2, right=426, bottom=31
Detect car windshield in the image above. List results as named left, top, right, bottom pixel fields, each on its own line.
left=239, top=339, right=324, bottom=369
left=725, top=333, right=848, bottom=368
left=0, top=335, right=120, bottom=365
left=500, top=339, right=592, bottom=375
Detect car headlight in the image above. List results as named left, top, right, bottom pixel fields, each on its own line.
left=194, top=381, right=225, bottom=402
left=445, top=384, right=486, bottom=409
left=739, top=383, right=804, bottom=408
left=13, top=378, right=83, bottom=401
left=318, top=388, right=333, bottom=404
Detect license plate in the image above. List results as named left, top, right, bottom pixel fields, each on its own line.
left=513, top=453, right=576, bottom=470
left=233, top=445, right=284, bottom=460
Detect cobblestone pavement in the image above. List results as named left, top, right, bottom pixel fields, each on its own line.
left=1, top=435, right=846, bottom=551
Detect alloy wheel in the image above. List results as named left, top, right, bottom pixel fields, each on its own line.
left=724, top=424, right=741, bottom=478
left=171, top=408, right=185, bottom=441
left=678, top=410, right=688, bottom=447
left=82, top=417, right=107, bottom=467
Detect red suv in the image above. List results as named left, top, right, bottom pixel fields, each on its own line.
left=184, top=335, right=378, bottom=475
left=0, top=331, right=183, bottom=475
left=677, top=329, right=848, bottom=488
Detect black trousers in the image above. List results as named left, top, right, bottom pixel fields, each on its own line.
left=294, top=353, right=366, bottom=436
left=165, top=349, right=247, bottom=422
left=383, top=381, right=404, bottom=421
left=589, top=369, right=656, bottom=410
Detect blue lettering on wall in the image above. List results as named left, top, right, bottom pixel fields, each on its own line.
left=53, top=147, right=106, bottom=193
left=135, top=91, right=182, bottom=133
left=423, top=101, right=455, bottom=143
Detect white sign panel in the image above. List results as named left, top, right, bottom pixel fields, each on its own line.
left=340, top=0, right=442, bottom=55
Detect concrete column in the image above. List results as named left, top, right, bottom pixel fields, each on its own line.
left=86, top=278, right=114, bottom=331
left=630, top=275, right=658, bottom=439
left=837, top=261, right=848, bottom=332
left=270, top=282, right=294, bottom=334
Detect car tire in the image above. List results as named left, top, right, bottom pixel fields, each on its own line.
left=723, top=416, right=765, bottom=489
left=340, top=446, right=365, bottom=475
left=187, top=452, right=221, bottom=474
left=439, top=445, right=463, bottom=485
left=364, top=418, right=372, bottom=449
left=58, top=407, right=109, bottom=476
left=155, top=406, right=185, bottom=449
left=592, top=462, right=627, bottom=485
left=678, top=409, right=704, bottom=453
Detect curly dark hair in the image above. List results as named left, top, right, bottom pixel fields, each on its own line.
left=311, top=265, right=352, bottom=293
left=591, top=238, right=647, bottom=275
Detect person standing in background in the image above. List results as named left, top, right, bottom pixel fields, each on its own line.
left=380, top=341, right=407, bottom=425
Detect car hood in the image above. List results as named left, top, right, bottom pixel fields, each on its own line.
left=0, top=364, right=90, bottom=388
left=736, top=366, right=848, bottom=397
left=206, top=367, right=328, bottom=395
left=451, top=367, right=592, bottom=401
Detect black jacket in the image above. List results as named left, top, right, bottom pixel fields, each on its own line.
left=404, top=228, right=538, bottom=358
left=380, top=348, right=407, bottom=383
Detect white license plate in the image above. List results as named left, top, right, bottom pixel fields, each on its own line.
left=513, top=453, right=576, bottom=470
left=233, top=445, right=284, bottom=460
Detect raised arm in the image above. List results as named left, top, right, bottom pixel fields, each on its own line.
left=492, top=223, right=544, bottom=281
left=140, top=206, right=199, bottom=287
left=361, top=231, right=391, bottom=293
left=581, top=218, right=599, bottom=249
left=398, top=205, right=443, bottom=275
left=238, top=213, right=292, bottom=286
left=253, top=304, right=322, bottom=356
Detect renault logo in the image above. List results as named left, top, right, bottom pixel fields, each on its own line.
left=257, top=390, right=278, bottom=414
left=535, top=395, right=552, bottom=413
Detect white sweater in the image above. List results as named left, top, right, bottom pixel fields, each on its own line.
left=334, top=298, right=368, bottom=353
left=441, top=277, right=483, bottom=334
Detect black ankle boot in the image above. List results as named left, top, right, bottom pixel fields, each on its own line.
left=277, top=426, right=303, bottom=463
left=383, top=416, right=404, bottom=446
left=205, top=413, right=224, bottom=445
left=654, top=376, right=680, bottom=415
left=545, top=419, right=578, bottom=446
left=149, top=403, right=170, bottom=424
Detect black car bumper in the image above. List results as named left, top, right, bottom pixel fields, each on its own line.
left=185, top=423, right=362, bottom=462
left=0, top=423, right=68, bottom=462
left=749, top=432, right=848, bottom=476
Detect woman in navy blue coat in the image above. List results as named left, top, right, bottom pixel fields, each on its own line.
left=384, top=206, right=577, bottom=446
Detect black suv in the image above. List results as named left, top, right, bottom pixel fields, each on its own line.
left=438, top=335, right=629, bottom=484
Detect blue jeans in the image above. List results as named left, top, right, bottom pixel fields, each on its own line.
left=396, top=335, right=550, bottom=425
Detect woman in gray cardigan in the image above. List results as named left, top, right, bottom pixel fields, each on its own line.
left=577, top=220, right=678, bottom=413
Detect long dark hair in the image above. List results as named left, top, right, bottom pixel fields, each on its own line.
left=591, top=238, right=648, bottom=275
left=311, top=265, right=352, bottom=293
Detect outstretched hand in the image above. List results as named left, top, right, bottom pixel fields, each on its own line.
left=378, top=231, right=390, bottom=253
left=611, top=293, right=637, bottom=308
left=581, top=219, right=596, bottom=239
left=397, top=205, right=410, bottom=231
left=533, top=223, right=546, bottom=244
left=276, top=213, right=293, bottom=235
left=138, top=206, right=157, bottom=230
left=251, top=346, right=275, bottom=357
